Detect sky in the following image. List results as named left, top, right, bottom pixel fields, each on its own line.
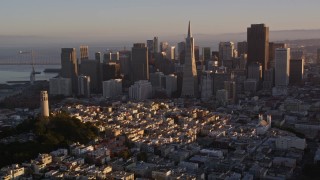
left=1, top=0, right=320, bottom=44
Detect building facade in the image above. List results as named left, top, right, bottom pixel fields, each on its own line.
left=181, top=21, right=198, bottom=98
left=247, top=24, right=269, bottom=77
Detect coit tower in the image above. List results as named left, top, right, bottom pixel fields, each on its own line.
left=40, top=91, right=49, bottom=117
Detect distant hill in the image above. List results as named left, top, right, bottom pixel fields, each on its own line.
left=1, top=29, right=320, bottom=49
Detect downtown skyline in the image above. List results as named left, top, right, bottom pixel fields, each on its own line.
left=1, top=0, right=320, bottom=46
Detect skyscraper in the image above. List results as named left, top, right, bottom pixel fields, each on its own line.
left=95, top=52, right=101, bottom=62
left=202, top=47, right=211, bottom=61
left=247, top=24, right=269, bottom=77
left=60, top=48, right=78, bottom=94
left=289, top=59, right=304, bottom=85
left=237, top=41, right=248, bottom=57
left=153, top=37, right=159, bottom=54
left=78, top=75, right=90, bottom=97
left=40, top=91, right=49, bottom=117
left=181, top=21, right=198, bottom=97
left=131, top=43, right=149, bottom=82
left=275, top=48, right=290, bottom=87
left=269, top=42, right=286, bottom=69
left=80, top=45, right=89, bottom=60
left=219, top=42, right=235, bottom=65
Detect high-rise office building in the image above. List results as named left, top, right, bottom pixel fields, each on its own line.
left=102, top=79, right=122, bottom=99
left=247, top=62, right=262, bottom=82
left=289, top=59, right=304, bottom=85
left=49, top=77, right=72, bottom=96
left=147, top=40, right=154, bottom=52
left=40, top=91, right=49, bottom=117
left=131, top=43, right=149, bottom=82
left=160, top=41, right=169, bottom=53
left=181, top=21, right=198, bottom=97
left=202, top=47, right=211, bottom=61
left=213, top=71, right=230, bottom=96
left=129, top=80, right=152, bottom=100
left=247, top=24, right=269, bottom=77
left=80, top=45, right=89, bottom=60
left=78, top=75, right=90, bottom=97
left=169, top=46, right=176, bottom=60
left=95, top=52, right=101, bottom=62
left=119, top=50, right=131, bottom=76
left=178, top=41, right=186, bottom=64
left=224, top=80, right=236, bottom=104
left=219, top=42, right=235, bottom=65
left=101, top=62, right=120, bottom=81
left=153, top=37, right=159, bottom=54
left=60, top=48, right=78, bottom=94
left=237, top=41, right=248, bottom=57
left=194, top=46, right=200, bottom=62
left=275, top=48, right=290, bottom=87
left=79, top=59, right=101, bottom=93
left=269, top=42, right=286, bottom=69
left=201, top=71, right=213, bottom=101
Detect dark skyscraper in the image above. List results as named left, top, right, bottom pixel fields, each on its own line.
left=131, top=43, right=149, bottom=82
left=153, top=37, right=159, bottom=54
left=95, top=52, right=101, bottom=62
left=79, top=59, right=101, bottom=93
left=181, top=21, right=198, bottom=97
left=289, top=59, right=304, bottom=85
left=61, top=48, right=78, bottom=94
left=237, top=41, right=248, bottom=57
left=247, top=24, right=269, bottom=78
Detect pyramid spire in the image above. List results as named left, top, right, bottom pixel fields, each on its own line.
left=188, top=21, right=191, bottom=37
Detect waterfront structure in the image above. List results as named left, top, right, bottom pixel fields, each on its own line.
left=78, top=75, right=90, bottom=97
left=131, top=43, right=149, bottom=82
left=129, top=80, right=152, bottom=100
left=60, top=48, right=78, bottom=94
left=247, top=24, right=269, bottom=77
left=40, top=91, right=49, bottom=117
left=275, top=48, right=290, bottom=87
left=103, top=79, right=122, bottom=99
left=80, top=45, right=89, bottom=60
left=181, top=21, right=198, bottom=98
left=49, top=77, right=72, bottom=96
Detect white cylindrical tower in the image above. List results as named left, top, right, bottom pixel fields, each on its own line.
left=40, top=91, right=49, bottom=117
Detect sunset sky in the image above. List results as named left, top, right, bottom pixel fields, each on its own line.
left=1, top=0, right=320, bottom=43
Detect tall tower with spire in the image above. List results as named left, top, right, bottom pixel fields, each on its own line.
left=181, top=21, right=198, bottom=97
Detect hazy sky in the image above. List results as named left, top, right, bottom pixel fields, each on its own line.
left=1, top=0, right=320, bottom=43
